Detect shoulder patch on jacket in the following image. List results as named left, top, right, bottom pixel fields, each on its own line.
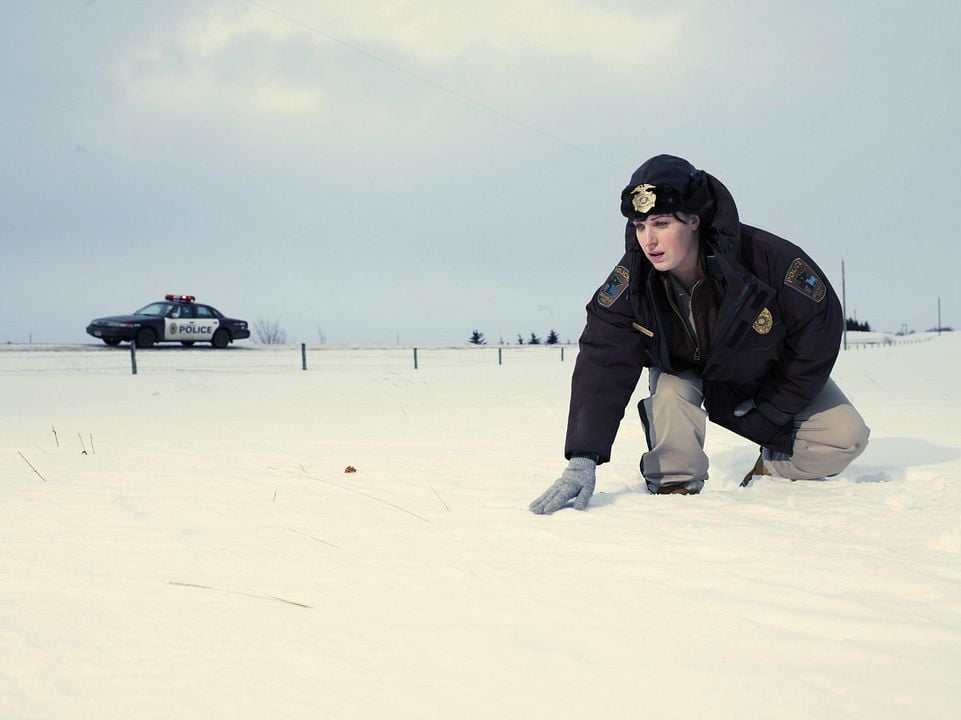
left=783, top=258, right=826, bottom=302
left=597, top=266, right=629, bottom=307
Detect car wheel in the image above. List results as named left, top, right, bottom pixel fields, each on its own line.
left=180, top=341, right=195, bottom=347
left=103, top=338, right=121, bottom=346
left=135, top=327, right=156, bottom=349
left=211, top=329, right=230, bottom=349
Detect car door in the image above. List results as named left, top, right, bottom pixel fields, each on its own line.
left=191, top=304, right=221, bottom=340
left=164, top=303, right=201, bottom=341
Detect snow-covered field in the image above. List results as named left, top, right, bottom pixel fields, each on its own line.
left=1, top=336, right=959, bottom=719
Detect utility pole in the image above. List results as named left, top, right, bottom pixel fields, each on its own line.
left=938, top=297, right=942, bottom=336
left=841, top=258, right=848, bottom=351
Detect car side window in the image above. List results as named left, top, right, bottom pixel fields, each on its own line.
left=196, top=305, right=215, bottom=319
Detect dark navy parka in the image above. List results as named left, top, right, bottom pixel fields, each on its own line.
left=565, top=173, right=843, bottom=462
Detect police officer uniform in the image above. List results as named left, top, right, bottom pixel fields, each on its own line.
left=562, top=155, right=870, bottom=495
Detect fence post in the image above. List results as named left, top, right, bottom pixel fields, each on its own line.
left=129, top=343, right=137, bottom=375
left=498, top=347, right=502, bottom=365
left=301, top=342, right=307, bottom=371
left=561, top=347, right=565, bottom=362
left=413, top=347, right=418, bottom=370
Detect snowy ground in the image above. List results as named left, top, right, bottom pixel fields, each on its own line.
left=1, top=336, right=959, bottom=719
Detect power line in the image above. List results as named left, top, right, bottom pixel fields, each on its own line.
left=248, top=1, right=625, bottom=171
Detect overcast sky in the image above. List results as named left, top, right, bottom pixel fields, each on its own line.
left=3, top=0, right=959, bottom=346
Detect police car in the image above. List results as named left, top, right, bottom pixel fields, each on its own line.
left=86, top=295, right=251, bottom=349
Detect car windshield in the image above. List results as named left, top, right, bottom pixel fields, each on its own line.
left=134, top=302, right=173, bottom=317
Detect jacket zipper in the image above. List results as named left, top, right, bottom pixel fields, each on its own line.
left=667, top=279, right=702, bottom=362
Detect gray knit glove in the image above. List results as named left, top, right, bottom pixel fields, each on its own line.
left=529, top=457, right=597, bottom=514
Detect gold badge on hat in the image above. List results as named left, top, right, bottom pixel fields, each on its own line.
left=631, top=184, right=657, bottom=214
left=752, top=308, right=773, bottom=335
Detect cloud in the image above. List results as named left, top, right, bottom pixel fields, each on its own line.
left=330, top=0, right=688, bottom=66
left=110, top=7, right=325, bottom=118
left=107, top=1, right=689, bottom=125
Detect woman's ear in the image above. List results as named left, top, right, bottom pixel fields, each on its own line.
left=690, top=214, right=701, bottom=231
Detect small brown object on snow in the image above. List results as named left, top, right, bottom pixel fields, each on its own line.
left=344, top=465, right=357, bottom=473
left=739, top=452, right=771, bottom=487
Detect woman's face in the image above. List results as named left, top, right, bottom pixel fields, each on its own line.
left=632, top=213, right=701, bottom=277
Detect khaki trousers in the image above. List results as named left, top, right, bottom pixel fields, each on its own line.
left=638, top=369, right=870, bottom=493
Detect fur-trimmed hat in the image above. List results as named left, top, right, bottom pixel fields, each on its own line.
left=620, top=154, right=713, bottom=220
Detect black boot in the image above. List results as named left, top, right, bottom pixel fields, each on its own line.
left=655, top=484, right=698, bottom=495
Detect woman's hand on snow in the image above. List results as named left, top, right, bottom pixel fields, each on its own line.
left=529, top=457, right=597, bottom=514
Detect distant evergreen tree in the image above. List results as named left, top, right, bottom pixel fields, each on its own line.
left=845, top=318, right=871, bottom=332
left=469, top=329, right=486, bottom=345
left=529, top=332, right=542, bottom=345
left=546, top=329, right=560, bottom=345
left=516, top=333, right=525, bottom=345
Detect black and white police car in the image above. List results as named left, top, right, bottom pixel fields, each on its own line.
left=86, top=295, right=251, bottom=349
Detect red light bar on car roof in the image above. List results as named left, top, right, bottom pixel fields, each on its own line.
left=164, top=294, right=196, bottom=302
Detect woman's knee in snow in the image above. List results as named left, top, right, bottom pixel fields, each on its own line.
left=826, top=404, right=871, bottom=457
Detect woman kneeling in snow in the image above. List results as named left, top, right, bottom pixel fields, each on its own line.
left=530, top=154, right=869, bottom=514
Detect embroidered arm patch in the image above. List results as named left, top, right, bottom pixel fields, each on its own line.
left=597, top=266, right=629, bottom=307
left=783, top=258, right=826, bottom=302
